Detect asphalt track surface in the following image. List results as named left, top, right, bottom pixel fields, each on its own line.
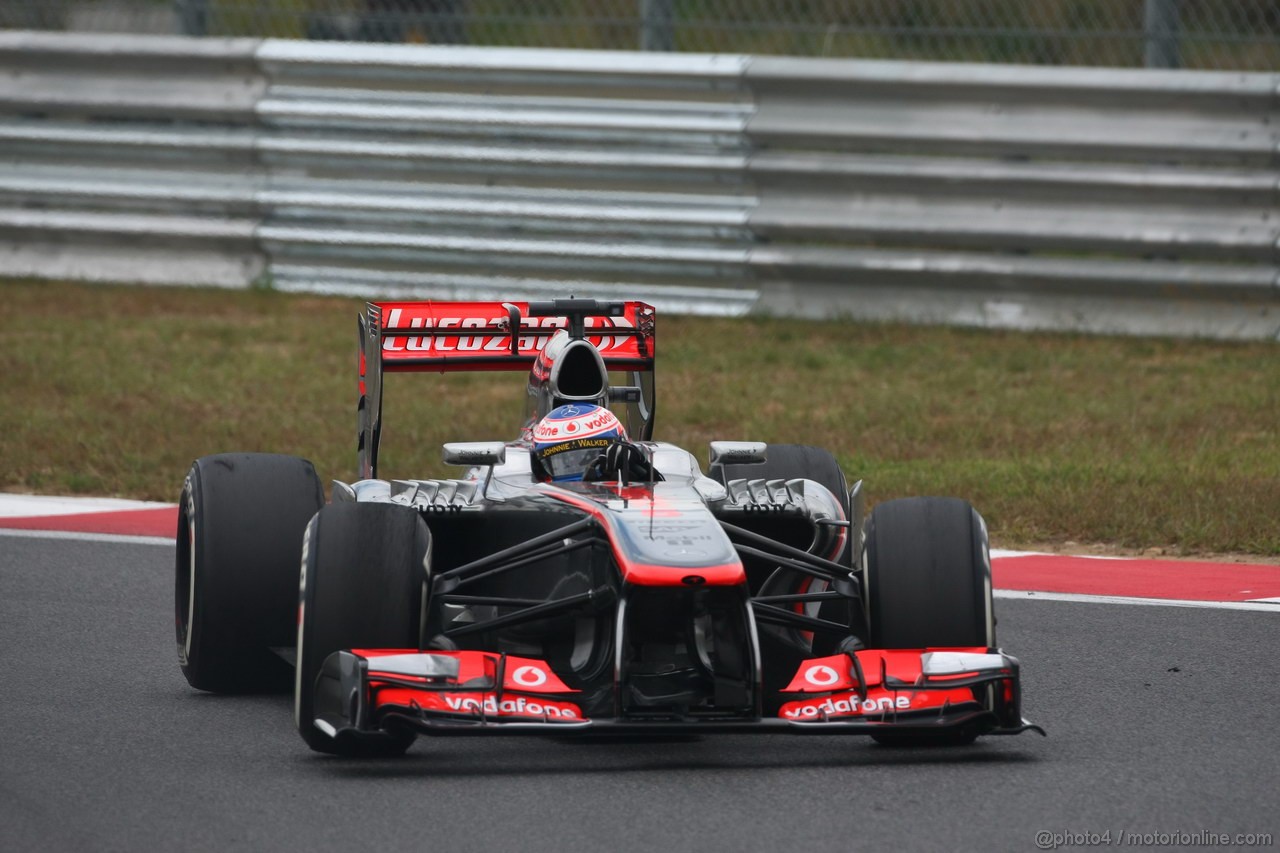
left=2, top=533, right=1278, bottom=853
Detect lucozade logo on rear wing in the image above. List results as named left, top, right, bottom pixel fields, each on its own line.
left=379, top=306, right=647, bottom=356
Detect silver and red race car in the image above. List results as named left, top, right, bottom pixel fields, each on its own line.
left=176, top=298, right=1042, bottom=755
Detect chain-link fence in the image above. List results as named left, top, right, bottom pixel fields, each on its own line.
left=2, top=1, right=1277, bottom=69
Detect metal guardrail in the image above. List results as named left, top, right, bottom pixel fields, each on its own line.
left=743, top=58, right=1279, bottom=338
left=253, top=40, right=757, bottom=316
left=15, top=0, right=1280, bottom=71
left=0, top=32, right=1275, bottom=338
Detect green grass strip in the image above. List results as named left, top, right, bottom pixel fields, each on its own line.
left=2, top=278, right=1276, bottom=556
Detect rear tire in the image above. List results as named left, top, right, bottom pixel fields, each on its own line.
left=711, top=443, right=849, bottom=517
left=710, top=443, right=852, bottom=564
left=176, top=453, right=324, bottom=693
left=296, top=502, right=430, bottom=756
left=863, top=496, right=994, bottom=746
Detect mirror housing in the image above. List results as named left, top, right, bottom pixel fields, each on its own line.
left=708, top=441, right=767, bottom=467
left=442, top=441, right=507, bottom=467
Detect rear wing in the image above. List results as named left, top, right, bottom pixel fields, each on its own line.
left=368, top=300, right=655, bottom=373
left=357, top=299, right=657, bottom=479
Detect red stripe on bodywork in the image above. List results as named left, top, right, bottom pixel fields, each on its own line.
left=619, top=561, right=746, bottom=586
left=538, top=488, right=746, bottom=587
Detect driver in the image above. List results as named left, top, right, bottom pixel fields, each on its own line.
left=531, top=404, right=660, bottom=483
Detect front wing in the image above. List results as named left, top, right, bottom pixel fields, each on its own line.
left=308, top=646, right=1044, bottom=748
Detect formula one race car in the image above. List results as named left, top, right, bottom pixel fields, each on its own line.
left=176, top=298, right=1042, bottom=755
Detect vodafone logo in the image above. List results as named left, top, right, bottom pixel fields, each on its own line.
left=804, top=665, right=841, bottom=687
left=511, top=665, right=548, bottom=688
left=442, top=694, right=579, bottom=719
left=535, top=407, right=622, bottom=443
left=782, top=693, right=913, bottom=720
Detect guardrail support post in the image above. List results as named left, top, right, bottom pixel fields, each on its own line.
left=640, top=0, right=675, bottom=51
left=1143, top=0, right=1181, bottom=69
left=175, top=0, right=209, bottom=36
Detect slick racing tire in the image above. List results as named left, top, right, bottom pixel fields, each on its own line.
left=863, top=496, right=995, bottom=747
left=177, top=453, right=324, bottom=693
left=296, top=502, right=430, bottom=757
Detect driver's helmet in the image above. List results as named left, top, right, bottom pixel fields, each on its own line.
left=531, top=404, right=626, bottom=482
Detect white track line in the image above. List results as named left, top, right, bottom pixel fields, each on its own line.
left=0, top=527, right=173, bottom=546
left=995, top=589, right=1280, bottom=612
left=0, top=493, right=173, bottom=518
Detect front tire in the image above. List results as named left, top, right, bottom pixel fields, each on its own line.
left=296, top=502, right=430, bottom=756
left=176, top=453, right=324, bottom=693
left=863, top=496, right=995, bottom=746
